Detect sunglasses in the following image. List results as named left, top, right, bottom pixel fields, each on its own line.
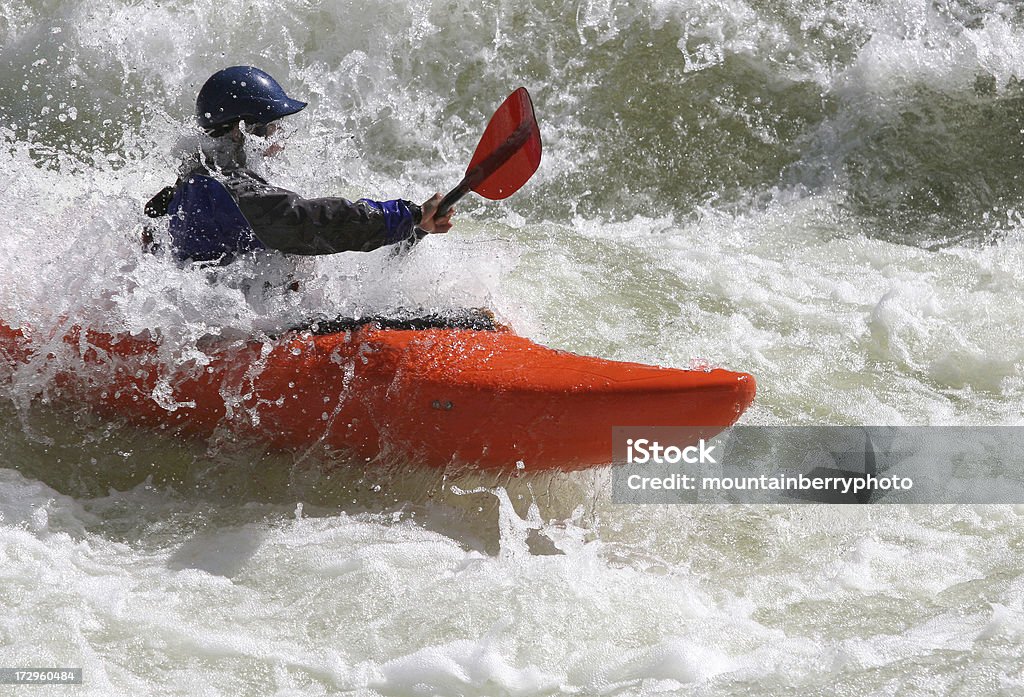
left=246, top=121, right=279, bottom=138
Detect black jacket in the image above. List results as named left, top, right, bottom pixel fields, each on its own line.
left=145, top=137, right=423, bottom=258
left=219, top=167, right=422, bottom=255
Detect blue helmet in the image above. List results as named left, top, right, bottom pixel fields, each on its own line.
left=196, top=66, right=307, bottom=133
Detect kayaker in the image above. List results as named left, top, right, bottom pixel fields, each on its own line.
left=144, top=65, right=452, bottom=264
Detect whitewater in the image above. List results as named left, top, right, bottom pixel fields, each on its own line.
left=2, top=0, right=1024, bottom=694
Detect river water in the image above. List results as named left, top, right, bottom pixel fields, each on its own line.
left=2, top=0, right=1023, bottom=694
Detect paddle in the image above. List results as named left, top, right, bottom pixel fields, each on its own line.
left=436, top=87, right=542, bottom=217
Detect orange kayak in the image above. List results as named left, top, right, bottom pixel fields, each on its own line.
left=0, top=318, right=755, bottom=471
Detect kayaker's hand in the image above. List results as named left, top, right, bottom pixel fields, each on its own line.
left=419, top=193, right=454, bottom=234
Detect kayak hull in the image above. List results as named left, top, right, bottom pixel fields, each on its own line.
left=0, top=322, right=755, bottom=471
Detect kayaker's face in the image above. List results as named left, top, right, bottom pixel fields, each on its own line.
left=244, top=121, right=285, bottom=158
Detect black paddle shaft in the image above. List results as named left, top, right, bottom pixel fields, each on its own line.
left=437, top=181, right=471, bottom=218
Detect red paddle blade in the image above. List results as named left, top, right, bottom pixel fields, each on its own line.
left=465, top=87, right=542, bottom=200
